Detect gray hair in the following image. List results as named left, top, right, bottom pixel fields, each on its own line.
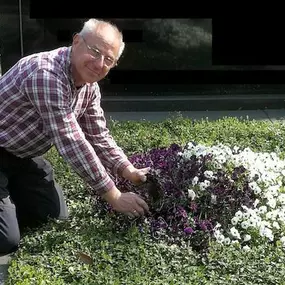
left=78, top=18, right=125, bottom=59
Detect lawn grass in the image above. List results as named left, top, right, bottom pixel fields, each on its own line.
left=5, top=115, right=285, bottom=285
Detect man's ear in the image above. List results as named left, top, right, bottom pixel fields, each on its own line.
left=72, top=33, right=80, bottom=45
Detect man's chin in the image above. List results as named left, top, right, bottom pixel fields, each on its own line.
left=84, top=73, right=102, bottom=84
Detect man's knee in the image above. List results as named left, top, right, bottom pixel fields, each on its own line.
left=31, top=156, right=54, bottom=178
left=0, top=196, right=21, bottom=254
left=0, top=230, right=20, bottom=254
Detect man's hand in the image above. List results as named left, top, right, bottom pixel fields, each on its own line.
left=122, top=165, right=150, bottom=185
left=101, top=186, right=150, bottom=218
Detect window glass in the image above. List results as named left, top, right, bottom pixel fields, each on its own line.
left=1, top=5, right=284, bottom=95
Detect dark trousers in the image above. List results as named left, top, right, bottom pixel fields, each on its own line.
left=0, top=147, right=68, bottom=254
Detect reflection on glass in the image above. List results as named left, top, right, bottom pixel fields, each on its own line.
left=1, top=8, right=285, bottom=94
left=114, top=19, right=212, bottom=70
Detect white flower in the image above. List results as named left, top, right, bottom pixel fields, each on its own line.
left=267, top=198, right=277, bottom=209
left=243, top=234, right=251, bottom=242
left=213, top=229, right=225, bottom=244
left=204, top=170, right=214, bottom=180
left=223, top=237, right=231, bottom=245
left=278, top=210, right=285, bottom=222
left=213, top=229, right=221, bottom=238
left=199, top=181, right=209, bottom=190
left=268, top=185, right=280, bottom=196
left=241, top=221, right=249, bottom=229
left=204, top=180, right=211, bottom=187
left=258, top=206, right=267, bottom=214
left=243, top=245, right=251, bottom=251
left=253, top=199, right=260, bottom=208
left=259, top=227, right=274, bottom=241
left=278, top=194, right=285, bottom=204
left=233, top=146, right=240, bottom=153
left=248, top=217, right=257, bottom=227
left=230, top=227, right=241, bottom=239
left=192, top=176, right=199, bottom=185
left=243, top=212, right=250, bottom=219
left=254, top=187, right=262, bottom=195
left=235, top=210, right=243, bottom=219
left=180, top=142, right=285, bottom=248
left=231, top=216, right=239, bottom=225
left=187, top=189, right=196, bottom=200
left=216, top=234, right=225, bottom=244
left=266, top=210, right=279, bottom=220
left=211, top=194, right=217, bottom=204
left=249, top=181, right=262, bottom=194
left=272, top=221, right=280, bottom=229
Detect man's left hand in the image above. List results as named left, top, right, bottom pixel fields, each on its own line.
left=122, top=165, right=150, bottom=185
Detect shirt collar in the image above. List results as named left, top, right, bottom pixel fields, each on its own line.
left=65, top=46, right=77, bottom=91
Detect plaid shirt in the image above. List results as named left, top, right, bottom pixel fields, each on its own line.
left=0, top=46, right=131, bottom=194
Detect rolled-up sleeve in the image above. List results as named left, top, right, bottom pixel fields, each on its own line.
left=23, top=69, right=115, bottom=195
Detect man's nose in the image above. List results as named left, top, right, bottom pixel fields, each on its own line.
left=94, top=55, right=105, bottom=68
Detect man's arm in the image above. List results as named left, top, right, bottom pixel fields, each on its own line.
left=78, top=86, right=152, bottom=187
left=24, top=69, right=115, bottom=195
left=23, top=69, right=149, bottom=217
left=78, top=85, right=132, bottom=177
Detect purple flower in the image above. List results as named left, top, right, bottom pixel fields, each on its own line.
left=184, top=227, right=194, bottom=235
left=107, top=143, right=256, bottom=252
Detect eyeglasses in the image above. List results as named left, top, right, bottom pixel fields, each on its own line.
left=81, top=36, right=117, bottom=68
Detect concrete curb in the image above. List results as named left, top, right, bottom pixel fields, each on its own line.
left=105, top=109, right=285, bottom=122
left=0, top=255, right=11, bottom=285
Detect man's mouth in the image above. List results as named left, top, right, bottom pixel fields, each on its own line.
left=86, top=66, right=99, bottom=76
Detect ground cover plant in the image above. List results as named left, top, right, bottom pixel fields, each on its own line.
left=5, top=115, right=285, bottom=285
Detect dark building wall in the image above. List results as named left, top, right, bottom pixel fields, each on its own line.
left=1, top=2, right=285, bottom=111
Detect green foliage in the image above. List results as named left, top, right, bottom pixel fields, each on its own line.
left=108, top=116, right=285, bottom=157
left=204, top=242, right=285, bottom=285
left=5, top=116, right=285, bottom=284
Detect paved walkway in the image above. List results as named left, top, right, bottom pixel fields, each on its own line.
left=0, top=108, right=284, bottom=284
left=0, top=255, right=10, bottom=285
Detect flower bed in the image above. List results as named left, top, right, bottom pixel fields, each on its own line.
left=98, top=142, right=285, bottom=252
left=6, top=118, right=285, bottom=285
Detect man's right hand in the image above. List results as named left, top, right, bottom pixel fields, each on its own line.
left=101, top=186, right=150, bottom=218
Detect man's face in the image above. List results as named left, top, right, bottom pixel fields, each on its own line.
left=71, top=25, right=121, bottom=84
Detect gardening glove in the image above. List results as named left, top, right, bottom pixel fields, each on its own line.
left=122, top=165, right=150, bottom=185
left=102, top=186, right=150, bottom=218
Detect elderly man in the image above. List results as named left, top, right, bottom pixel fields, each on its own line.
left=0, top=18, right=150, bottom=254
